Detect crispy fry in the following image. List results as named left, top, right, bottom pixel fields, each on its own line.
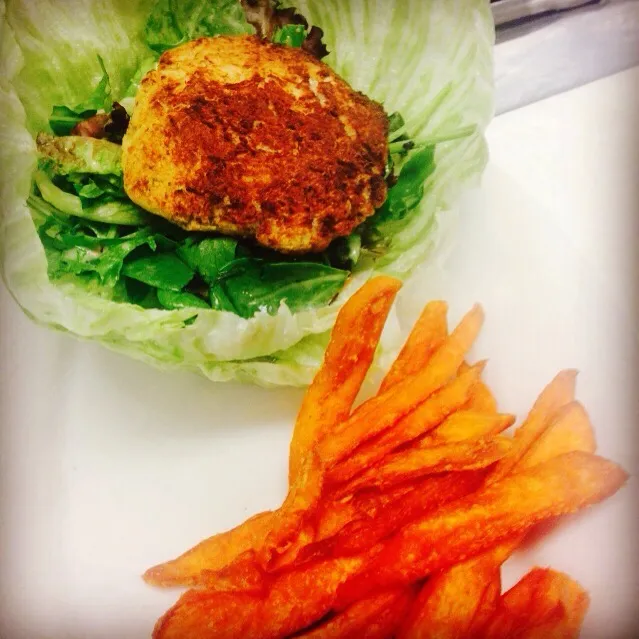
left=467, top=573, right=503, bottom=637
left=270, top=483, right=421, bottom=572
left=146, top=278, right=401, bottom=587
left=289, top=276, right=402, bottom=484
left=336, top=452, right=627, bottom=605
left=327, top=363, right=485, bottom=487
left=336, top=436, right=513, bottom=497
left=260, top=452, right=324, bottom=566
left=143, top=510, right=273, bottom=587
left=467, top=381, right=498, bottom=413
left=479, top=568, right=590, bottom=639
left=380, top=301, right=448, bottom=393
left=153, top=553, right=375, bottom=639
left=459, top=361, right=498, bottom=413
left=297, top=587, right=415, bottom=638
left=427, top=411, right=515, bottom=443
left=147, top=294, right=627, bottom=639
left=518, top=401, right=596, bottom=470
left=487, top=370, right=577, bottom=484
left=298, top=471, right=487, bottom=565
left=318, top=305, right=485, bottom=469
left=396, top=543, right=514, bottom=639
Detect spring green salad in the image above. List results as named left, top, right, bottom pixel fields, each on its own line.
left=0, top=0, right=494, bottom=385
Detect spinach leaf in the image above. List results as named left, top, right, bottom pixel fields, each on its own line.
left=145, top=0, right=253, bottom=54
left=38, top=218, right=157, bottom=287
left=273, top=24, right=306, bottom=47
left=374, top=145, right=436, bottom=225
left=49, top=56, right=112, bottom=135
left=122, top=253, right=194, bottom=291
left=176, top=237, right=237, bottom=283
left=217, top=259, right=348, bottom=319
left=66, top=173, right=126, bottom=201
left=209, top=284, right=237, bottom=313
left=157, top=289, right=210, bottom=310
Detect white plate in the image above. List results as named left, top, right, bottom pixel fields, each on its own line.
left=1, top=69, right=638, bottom=639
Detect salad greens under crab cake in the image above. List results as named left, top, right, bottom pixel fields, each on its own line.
left=0, top=0, right=494, bottom=386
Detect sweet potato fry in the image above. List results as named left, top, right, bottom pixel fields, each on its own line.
left=143, top=510, right=273, bottom=587
left=336, top=436, right=513, bottom=497
left=380, top=300, right=448, bottom=393
left=289, top=276, right=402, bottom=484
left=518, top=401, right=596, bottom=471
left=486, top=370, right=577, bottom=484
left=327, top=363, right=485, bottom=487
left=317, top=305, right=485, bottom=469
left=467, top=381, right=498, bottom=413
left=146, top=279, right=401, bottom=587
left=298, top=471, right=488, bottom=565
left=479, top=568, right=590, bottom=639
left=396, top=543, right=515, bottom=639
left=260, top=452, right=324, bottom=566
left=427, top=410, right=515, bottom=443
left=153, top=553, right=376, bottom=639
left=466, top=573, right=503, bottom=637
left=297, top=587, right=415, bottom=638
left=459, top=361, right=498, bottom=413
left=336, top=452, right=627, bottom=606
left=315, top=482, right=416, bottom=543
left=269, top=482, right=421, bottom=572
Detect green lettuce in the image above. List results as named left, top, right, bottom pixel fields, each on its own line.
left=0, top=0, right=494, bottom=386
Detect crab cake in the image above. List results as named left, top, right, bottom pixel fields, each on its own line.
left=122, top=35, right=389, bottom=253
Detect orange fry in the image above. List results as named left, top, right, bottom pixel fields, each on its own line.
left=466, top=573, right=503, bottom=637
left=143, top=510, right=273, bottom=587
left=337, top=436, right=513, bottom=497
left=145, top=279, right=401, bottom=587
left=289, top=276, right=402, bottom=484
left=298, top=471, right=487, bottom=565
left=317, top=304, right=485, bottom=469
left=459, top=361, right=498, bottom=413
left=260, top=452, right=324, bottom=566
left=479, top=568, right=590, bottom=639
left=327, top=363, right=485, bottom=487
left=467, top=381, right=498, bottom=413
left=487, top=370, right=578, bottom=484
left=297, top=587, right=415, bottom=638
left=380, top=300, right=448, bottom=392
left=153, top=553, right=375, bottom=639
left=397, top=543, right=514, bottom=639
left=336, top=452, right=627, bottom=605
left=427, top=410, right=515, bottom=443
left=518, top=401, right=596, bottom=470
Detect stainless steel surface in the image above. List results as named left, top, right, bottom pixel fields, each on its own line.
left=492, top=0, right=600, bottom=26
left=493, top=0, right=639, bottom=113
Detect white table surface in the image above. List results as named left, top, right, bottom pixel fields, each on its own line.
left=1, top=68, right=638, bottom=639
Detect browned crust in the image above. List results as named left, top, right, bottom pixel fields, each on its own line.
left=122, top=36, right=388, bottom=253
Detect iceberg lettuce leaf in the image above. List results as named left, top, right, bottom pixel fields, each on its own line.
left=0, top=0, right=494, bottom=386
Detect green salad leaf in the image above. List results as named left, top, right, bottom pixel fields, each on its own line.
left=177, top=237, right=238, bottom=283
left=35, top=210, right=157, bottom=286
left=123, top=253, right=195, bottom=290
left=217, top=259, right=349, bottom=319
left=157, top=289, right=210, bottom=310
left=1, top=0, right=494, bottom=386
left=144, top=0, right=253, bottom=53
left=273, top=24, right=306, bottom=47
left=37, top=134, right=122, bottom=176
left=49, top=55, right=112, bottom=136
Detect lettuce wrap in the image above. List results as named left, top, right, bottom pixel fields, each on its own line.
left=0, top=0, right=494, bottom=386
